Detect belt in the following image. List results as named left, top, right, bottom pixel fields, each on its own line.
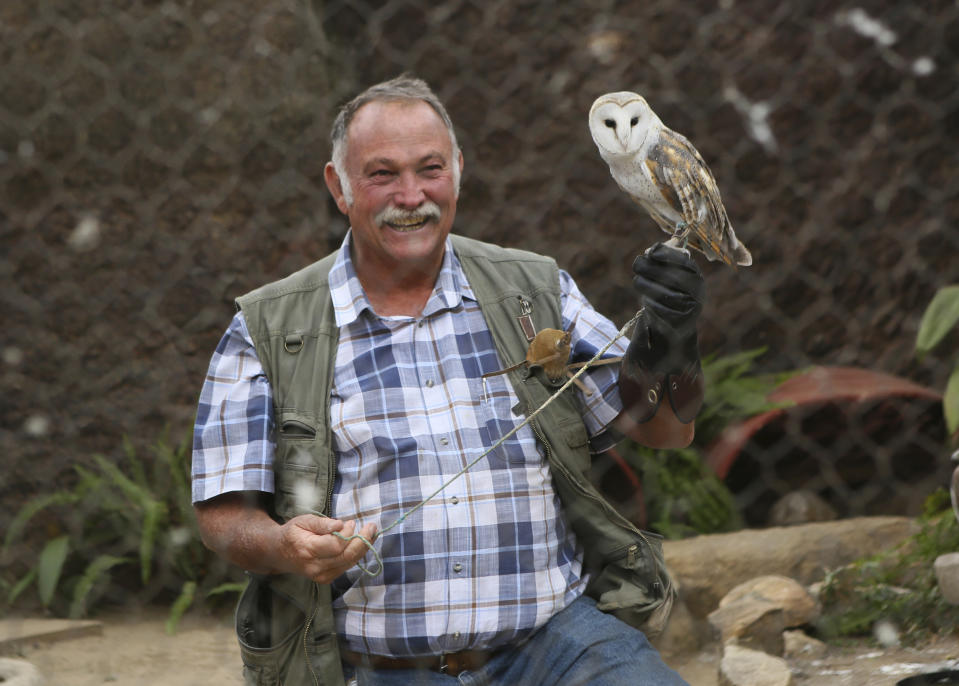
left=341, top=647, right=496, bottom=677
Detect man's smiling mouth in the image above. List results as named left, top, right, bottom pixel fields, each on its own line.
left=375, top=201, right=443, bottom=233
left=386, top=217, right=429, bottom=232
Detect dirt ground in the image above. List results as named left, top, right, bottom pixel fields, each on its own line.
left=6, top=608, right=959, bottom=685
left=8, top=608, right=242, bottom=686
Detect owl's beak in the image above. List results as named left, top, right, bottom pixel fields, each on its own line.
left=618, top=129, right=630, bottom=151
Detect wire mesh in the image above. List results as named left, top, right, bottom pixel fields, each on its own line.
left=2, top=0, right=958, bottom=602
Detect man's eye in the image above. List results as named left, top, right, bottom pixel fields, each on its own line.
left=371, top=170, right=392, bottom=178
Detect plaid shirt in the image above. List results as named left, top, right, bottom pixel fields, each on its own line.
left=192, top=234, right=628, bottom=657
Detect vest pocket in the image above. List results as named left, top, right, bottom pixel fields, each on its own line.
left=275, top=411, right=330, bottom=519
left=553, top=415, right=591, bottom=474
left=236, top=574, right=308, bottom=685
left=278, top=411, right=317, bottom=440
left=591, top=531, right=675, bottom=637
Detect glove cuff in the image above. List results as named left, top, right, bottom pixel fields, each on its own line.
left=620, top=308, right=704, bottom=423
left=625, top=307, right=701, bottom=375
left=618, top=365, right=704, bottom=425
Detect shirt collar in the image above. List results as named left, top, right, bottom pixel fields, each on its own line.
left=328, top=231, right=476, bottom=327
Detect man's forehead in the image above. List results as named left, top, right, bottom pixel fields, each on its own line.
left=348, top=100, right=448, bottom=145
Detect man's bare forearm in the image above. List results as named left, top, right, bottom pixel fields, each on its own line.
left=194, top=491, right=379, bottom=583
left=194, top=492, right=286, bottom=574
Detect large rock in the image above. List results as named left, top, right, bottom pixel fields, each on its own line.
left=768, top=490, right=838, bottom=526
left=664, top=516, right=917, bottom=618
left=719, top=645, right=792, bottom=686
left=650, top=597, right=712, bottom=656
left=708, top=600, right=785, bottom=655
left=0, top=658, right=44, bottom=686
left=782, top=630, right=827, bottom=659
left=709, top=576, right=818, bottom=656
left=934, top=552, right=959, bottom=605
left=719, top=575, right=820, bottom=628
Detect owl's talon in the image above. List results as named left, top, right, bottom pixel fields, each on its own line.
left=661, top=235, right=691, bottom=258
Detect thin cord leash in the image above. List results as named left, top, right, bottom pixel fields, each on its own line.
left=318, top=310, right=643, bottom=577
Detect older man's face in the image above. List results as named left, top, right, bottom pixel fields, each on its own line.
left=328, top=100, right=462, bottom=278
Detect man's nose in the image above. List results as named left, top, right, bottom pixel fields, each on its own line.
left=392, top=171, right=425, bottom=208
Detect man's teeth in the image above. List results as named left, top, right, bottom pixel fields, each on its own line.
left=388, top=218, right=427, bottom=230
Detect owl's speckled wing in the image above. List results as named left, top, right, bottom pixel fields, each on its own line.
left=643, top=127, right=737, bottom=265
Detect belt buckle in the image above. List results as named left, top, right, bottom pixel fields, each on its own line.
left=439, top=653, right=449, bottom=674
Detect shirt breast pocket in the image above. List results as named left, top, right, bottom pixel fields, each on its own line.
left=474, top=375, right=541, bottom=465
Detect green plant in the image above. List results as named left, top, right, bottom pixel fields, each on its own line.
left=916, top=284, right=959, bottom=441
left=615, top=347, right=797, bottom=538
left=2, top=432, right=244, bottom=632
left=818, top=489, right=959, bottom=643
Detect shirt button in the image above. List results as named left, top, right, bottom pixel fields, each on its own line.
left=426, top=379, right=434, bottom=388
left=418, top=320, right=425, bottom=327
left=453, top=563, right=463, bottom=573
left=439, top=437, right=449, bottom=446
left=451, top=496, right=459, bottom=504
left=453, top=632, right=461, bottom=640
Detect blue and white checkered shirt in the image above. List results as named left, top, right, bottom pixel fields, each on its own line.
left=192, top=234, right=628, bottom=657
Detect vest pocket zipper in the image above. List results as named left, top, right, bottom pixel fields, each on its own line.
left=280, top=419, right=316, bottom=439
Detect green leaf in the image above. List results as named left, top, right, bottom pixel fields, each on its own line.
left=37, top=536, right=70, bottom=607
left=140, top=501, right=166, bottom=584
left=7, top=569, right=37, bottom=605
left=206, top=580, right=248, bottom=597
left=154, top=438, right=194, bottom=528
left=72, top=465, right=107, bottom=500
left=123, top=436, right=149, bottom=489
left=3, top=492, right=79, bottom=552
left=916, top=285, right=959, bottom=356
left=90, top=454, right=167, bottom=583
left=945, top=365, right=959, bottom=437
left=165, top=581, right=197, bottom=635
left=69, top=555, right=130, bottom=619
left=92, top=454, right=152, bottom=509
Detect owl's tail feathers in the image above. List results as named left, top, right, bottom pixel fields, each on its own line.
left=726, top=226, right=753, bottom=267
left=709, top=221, right=753, bottom=267
left=732, top=242, right=753, bottom=267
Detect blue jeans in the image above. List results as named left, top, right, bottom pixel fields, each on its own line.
left=353, top=595, right=688, bottom=686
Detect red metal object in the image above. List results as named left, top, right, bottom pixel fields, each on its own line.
left=705, top=366, right=943, bottom=480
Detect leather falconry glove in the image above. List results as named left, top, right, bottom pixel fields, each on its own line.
left=620, top=242, right=705, bottom=424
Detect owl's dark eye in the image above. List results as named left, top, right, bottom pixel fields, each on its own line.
left=630, top=116, right=639, bottom=126
left=604, top=119, right=616, bottom=129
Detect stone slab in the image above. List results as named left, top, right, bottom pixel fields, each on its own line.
left=0, top=619, right=103, bottom=653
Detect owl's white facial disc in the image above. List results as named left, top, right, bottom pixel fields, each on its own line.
left=589, top=93, right=654, bottom=157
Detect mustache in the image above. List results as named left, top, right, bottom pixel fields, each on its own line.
left=375, top=202, right=442, bottom=226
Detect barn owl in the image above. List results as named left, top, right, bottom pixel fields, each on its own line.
left=589, top=91, right=752, bottom=266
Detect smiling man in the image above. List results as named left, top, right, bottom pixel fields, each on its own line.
left=192, top=75, right=703, bottom=686
left=325, top=96, right=462, bottom=317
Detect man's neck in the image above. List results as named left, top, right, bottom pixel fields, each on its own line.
left=355, top=257, right=442, bottom=318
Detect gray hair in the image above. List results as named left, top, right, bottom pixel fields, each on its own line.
left=330, top=75, right=461, bottom=205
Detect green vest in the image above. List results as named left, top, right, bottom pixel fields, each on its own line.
left=233, top=235, right=674, bottom=686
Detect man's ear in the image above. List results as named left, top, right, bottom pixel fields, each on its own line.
left=324, top=162, right=351, bottom=215
left=454, top=149, right=465, bottom=198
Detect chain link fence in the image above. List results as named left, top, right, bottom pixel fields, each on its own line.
left=2, top=0, right=958, bottom=592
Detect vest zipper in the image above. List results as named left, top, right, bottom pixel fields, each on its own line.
left=528, top=416, right=552, bottom=463
left=303, top=586, right=320, bottom=686
left=325, top=448, right=336, bottom=516
left=305, top=442, right=334, bottom=686
left=528, top=414, right=656, bottom=556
